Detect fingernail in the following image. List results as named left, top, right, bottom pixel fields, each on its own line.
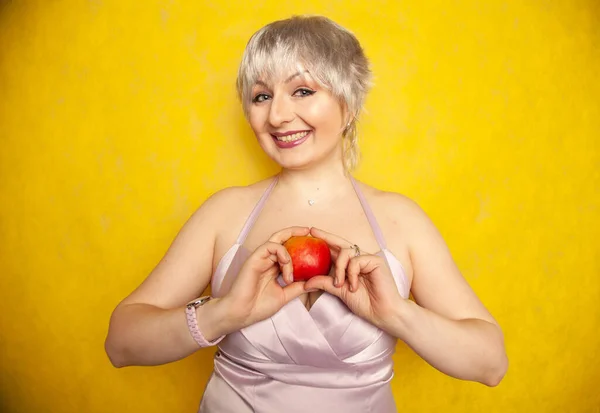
left=306, top=288, right=318, bottom=293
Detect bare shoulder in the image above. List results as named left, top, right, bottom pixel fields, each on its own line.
left=356, top=179, right=497, bottom=324
left=201, top=176, right=278, bottom=260
left=196, top=177, right=276, bottom=224
left=354, top=179, right=432, bottom=238
left=115, top=176, right=276, bottom=310
left=356, top=179, right=455, bottom=269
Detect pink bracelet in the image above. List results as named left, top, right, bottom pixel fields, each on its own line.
left=185, top=296, right=225, bottom=347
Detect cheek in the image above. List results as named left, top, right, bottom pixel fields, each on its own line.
left=248, top=109, right=266, bottom=133
left=303, top=100, right=343, bottom=131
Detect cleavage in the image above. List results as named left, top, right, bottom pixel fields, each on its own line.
left=298, top=291, right=324, bottom=311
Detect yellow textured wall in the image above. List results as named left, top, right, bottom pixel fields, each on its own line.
left=1, top=1, right=598, bottom=412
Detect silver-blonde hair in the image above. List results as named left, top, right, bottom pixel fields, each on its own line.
left=236, top=15, right=372, bottom=172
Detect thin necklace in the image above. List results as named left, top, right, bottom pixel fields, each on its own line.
left=308, top=186, right=320, bottom=206
left=306, top=180, right=351, bottom=206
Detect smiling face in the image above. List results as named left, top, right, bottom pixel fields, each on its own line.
left=248, top=68, right=347, bottom=170
left=236, top=16, right=373, bottom=171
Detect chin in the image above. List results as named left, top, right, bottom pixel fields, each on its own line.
left=258, top=136, right=339, bottom=171
left=271, top=154, right=316, bottom=170
left=258, top=145, right=312, bottom=170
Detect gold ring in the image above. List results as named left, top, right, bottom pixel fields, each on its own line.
left=350, top=244, right=361, bottom=257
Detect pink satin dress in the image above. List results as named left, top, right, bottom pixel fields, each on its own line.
left=198, top=175, right=411, bottom=413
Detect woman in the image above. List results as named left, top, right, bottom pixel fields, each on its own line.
left=105, top=15, right=508, bottom=412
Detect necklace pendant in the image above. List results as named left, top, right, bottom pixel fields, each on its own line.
left=308, top=199, right=315, bottom=206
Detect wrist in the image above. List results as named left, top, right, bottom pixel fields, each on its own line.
left=378, top=299, right=415, bottom=339
left=193, top=297, right=236, bottom=343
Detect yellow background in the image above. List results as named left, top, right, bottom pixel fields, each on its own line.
left=1, top=1, right=598, bottom=412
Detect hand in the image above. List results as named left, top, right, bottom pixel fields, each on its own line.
left=304, top=227, right=406, bottom=328
left=223, top=226, right=310, bottom=329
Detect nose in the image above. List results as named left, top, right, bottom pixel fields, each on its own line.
left=268, top=94, right=294, bottom=127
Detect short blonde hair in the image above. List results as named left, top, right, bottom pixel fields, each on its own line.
left=236, top=15, right=372, bottom=172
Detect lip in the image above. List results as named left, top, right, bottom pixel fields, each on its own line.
left=272, top=131, right=312, bottom=149
left=271, top=130, right=311, bottom=137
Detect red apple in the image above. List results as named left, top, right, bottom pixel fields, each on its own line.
left=283, top=236, right=332, bottom=281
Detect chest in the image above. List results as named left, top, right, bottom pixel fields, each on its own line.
left=242, top=201, right=384, bottom=311
left=243, top=199, right=382, bottom=256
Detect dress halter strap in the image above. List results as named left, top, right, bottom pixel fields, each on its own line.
left=234, top=175, right=387, bottom=250
left=235, top=175, right=279, bottom=244
left=349, top=176, right=388, bottom=250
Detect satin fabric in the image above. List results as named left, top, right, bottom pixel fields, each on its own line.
left=198, top=176, right=411, bottom=413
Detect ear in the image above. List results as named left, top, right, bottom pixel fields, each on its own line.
left=339, top=100, right=353, bottom=127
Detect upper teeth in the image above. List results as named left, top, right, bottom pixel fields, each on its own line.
left=277, top=131, right=309, bottom=142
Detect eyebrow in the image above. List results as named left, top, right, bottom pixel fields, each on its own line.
left=285, top=70, right=309, bottom=83
left=254, top=70, right=310, bottom=88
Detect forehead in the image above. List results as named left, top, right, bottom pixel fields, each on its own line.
left=248, top=51, right=312, bottom=84
left=254, top=68, right=314, bottom=88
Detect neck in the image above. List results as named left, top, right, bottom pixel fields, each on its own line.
left=276, top=157, right=353, bottom=204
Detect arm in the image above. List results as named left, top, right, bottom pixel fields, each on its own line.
left=104, top=188, right=241, bottom=368
left=382, top=197, right=508, bottom=387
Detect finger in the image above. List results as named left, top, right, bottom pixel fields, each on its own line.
left=334, top=247, right=355, bottom=287
left=258, top=242, right=290, bottom=263
left=269, top=226, right=311, bottom=244
left=309, top=227, right=353, bottom=249
left=263, top=265, right=280, bottom=281
left=266, top=242, right=295, bottom=284
left=309, top=227, right=354, bottom=262
left=255, top=242, right=292, bottom=281
left=346, top=257, right=360, bottom=292
left=281, top=280, right=309, bottom=304
left=328, top=246, right=341, bottom=262
left=303, top=275, right=346, bottom=299
left=280, top=252, right=294, bottom=285
left=347, top=256, right=382, bottom=291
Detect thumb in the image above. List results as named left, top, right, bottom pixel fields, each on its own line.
left=281, top=281, right=309, bottom=304
left=303, top=275, right=344, bottom=299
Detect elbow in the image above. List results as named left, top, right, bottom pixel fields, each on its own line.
left=104, top=334, right=128, bottom=368
left=481, top=323, right=509, bottom=387
left=482, top=350, right=508, bottom=387
left=104, top=307, right=133, bottom=368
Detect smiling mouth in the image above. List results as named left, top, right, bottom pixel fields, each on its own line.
left=272, top=131, right=311, bottom=143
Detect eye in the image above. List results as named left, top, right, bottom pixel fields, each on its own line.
left=252, top=93, right=271, bottom=103
left=293, top=88, right=315, bottom=97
